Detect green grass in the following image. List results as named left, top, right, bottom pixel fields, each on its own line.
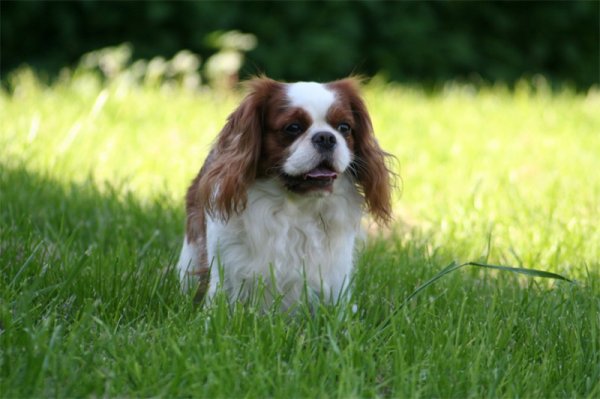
left=1, top=68, right=599, bottom=397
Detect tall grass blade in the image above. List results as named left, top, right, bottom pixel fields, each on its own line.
left=8, top=241, right=43, bottom=288
left=398, top=261, right=462, bottom=309
left=400, top=261, right=571, bottom=309
left=462, top=261, right=572, bottom=282
left=376, top=260, right=574, bottom=335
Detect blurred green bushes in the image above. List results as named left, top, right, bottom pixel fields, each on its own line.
left=2, top=1, right=598, bottom=88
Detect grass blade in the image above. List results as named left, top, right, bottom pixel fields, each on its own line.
left=400, top=261, right=572, bottom=309
left=8, top=241, right=44, bottom=288
left=399, top=261, right=462, bottom=308
left=462, top=261, right=572, bottom=282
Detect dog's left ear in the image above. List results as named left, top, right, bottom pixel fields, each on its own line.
left=329, top=78, right=393, bottom=224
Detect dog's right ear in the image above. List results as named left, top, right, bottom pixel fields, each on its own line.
left=197, top=77, right=282, bottom=221
left=329, top=77, right=394, bottom=225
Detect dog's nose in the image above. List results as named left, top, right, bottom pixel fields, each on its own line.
left=311, top=131, right=337, bottom=152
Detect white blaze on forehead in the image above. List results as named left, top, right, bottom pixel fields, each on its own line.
left=283, top=82, right=352, bottom=176
left=283, top=81, right=351, bottom=177
left=286, top=82, right=336, bottom=120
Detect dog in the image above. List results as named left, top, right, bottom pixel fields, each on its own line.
left=177, top=76, right=392, bottom=310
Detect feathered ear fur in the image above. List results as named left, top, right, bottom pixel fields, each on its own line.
left=329, top=78, right=394, bottom=224
left=196, top=77, right=282, bottom=220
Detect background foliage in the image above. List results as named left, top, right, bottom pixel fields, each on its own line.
left=2, top=0, right=598, bottom=88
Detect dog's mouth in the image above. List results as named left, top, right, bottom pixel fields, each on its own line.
left=282, top=162, right=339, bottom=193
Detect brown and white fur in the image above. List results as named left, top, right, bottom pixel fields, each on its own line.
left=177, top=77, right=392, bottom=310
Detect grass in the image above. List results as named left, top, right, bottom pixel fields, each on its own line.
left=1, top=67, right=599, bottom=397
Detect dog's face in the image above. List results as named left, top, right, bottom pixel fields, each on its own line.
left=259, top=82, right=354, bottom=194
left=197, top=77, right=392, bottom=223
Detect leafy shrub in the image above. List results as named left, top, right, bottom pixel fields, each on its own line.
left=1, top=1, right=598, bottom=88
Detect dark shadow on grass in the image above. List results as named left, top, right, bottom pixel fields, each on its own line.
left=0, top=163, right=184, bottom=250
left=0, top=163, right=189, bottom=325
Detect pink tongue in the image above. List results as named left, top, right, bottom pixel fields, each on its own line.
left=305, top=167, right=338, bottom=180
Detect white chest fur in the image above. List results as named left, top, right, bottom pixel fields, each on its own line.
left=205, top=176, right=363, bottom=309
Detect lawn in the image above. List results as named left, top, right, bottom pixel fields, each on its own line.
left=1, top=66, right=599, bottom=397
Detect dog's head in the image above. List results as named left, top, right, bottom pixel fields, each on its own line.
left=197, top=77, right=392, bottom=223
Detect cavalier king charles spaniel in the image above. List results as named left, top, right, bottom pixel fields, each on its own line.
left=177, top=77, right=392, bottom=310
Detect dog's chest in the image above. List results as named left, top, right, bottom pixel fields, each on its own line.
left=206, top=177, right=363, bottom=298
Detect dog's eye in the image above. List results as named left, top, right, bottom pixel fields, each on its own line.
left=284, top=123, right=303, bottom=135
left=337, top=123, right=351, bottom=136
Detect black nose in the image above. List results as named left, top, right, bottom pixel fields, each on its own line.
left=311, top=131, right=337, bottom=152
